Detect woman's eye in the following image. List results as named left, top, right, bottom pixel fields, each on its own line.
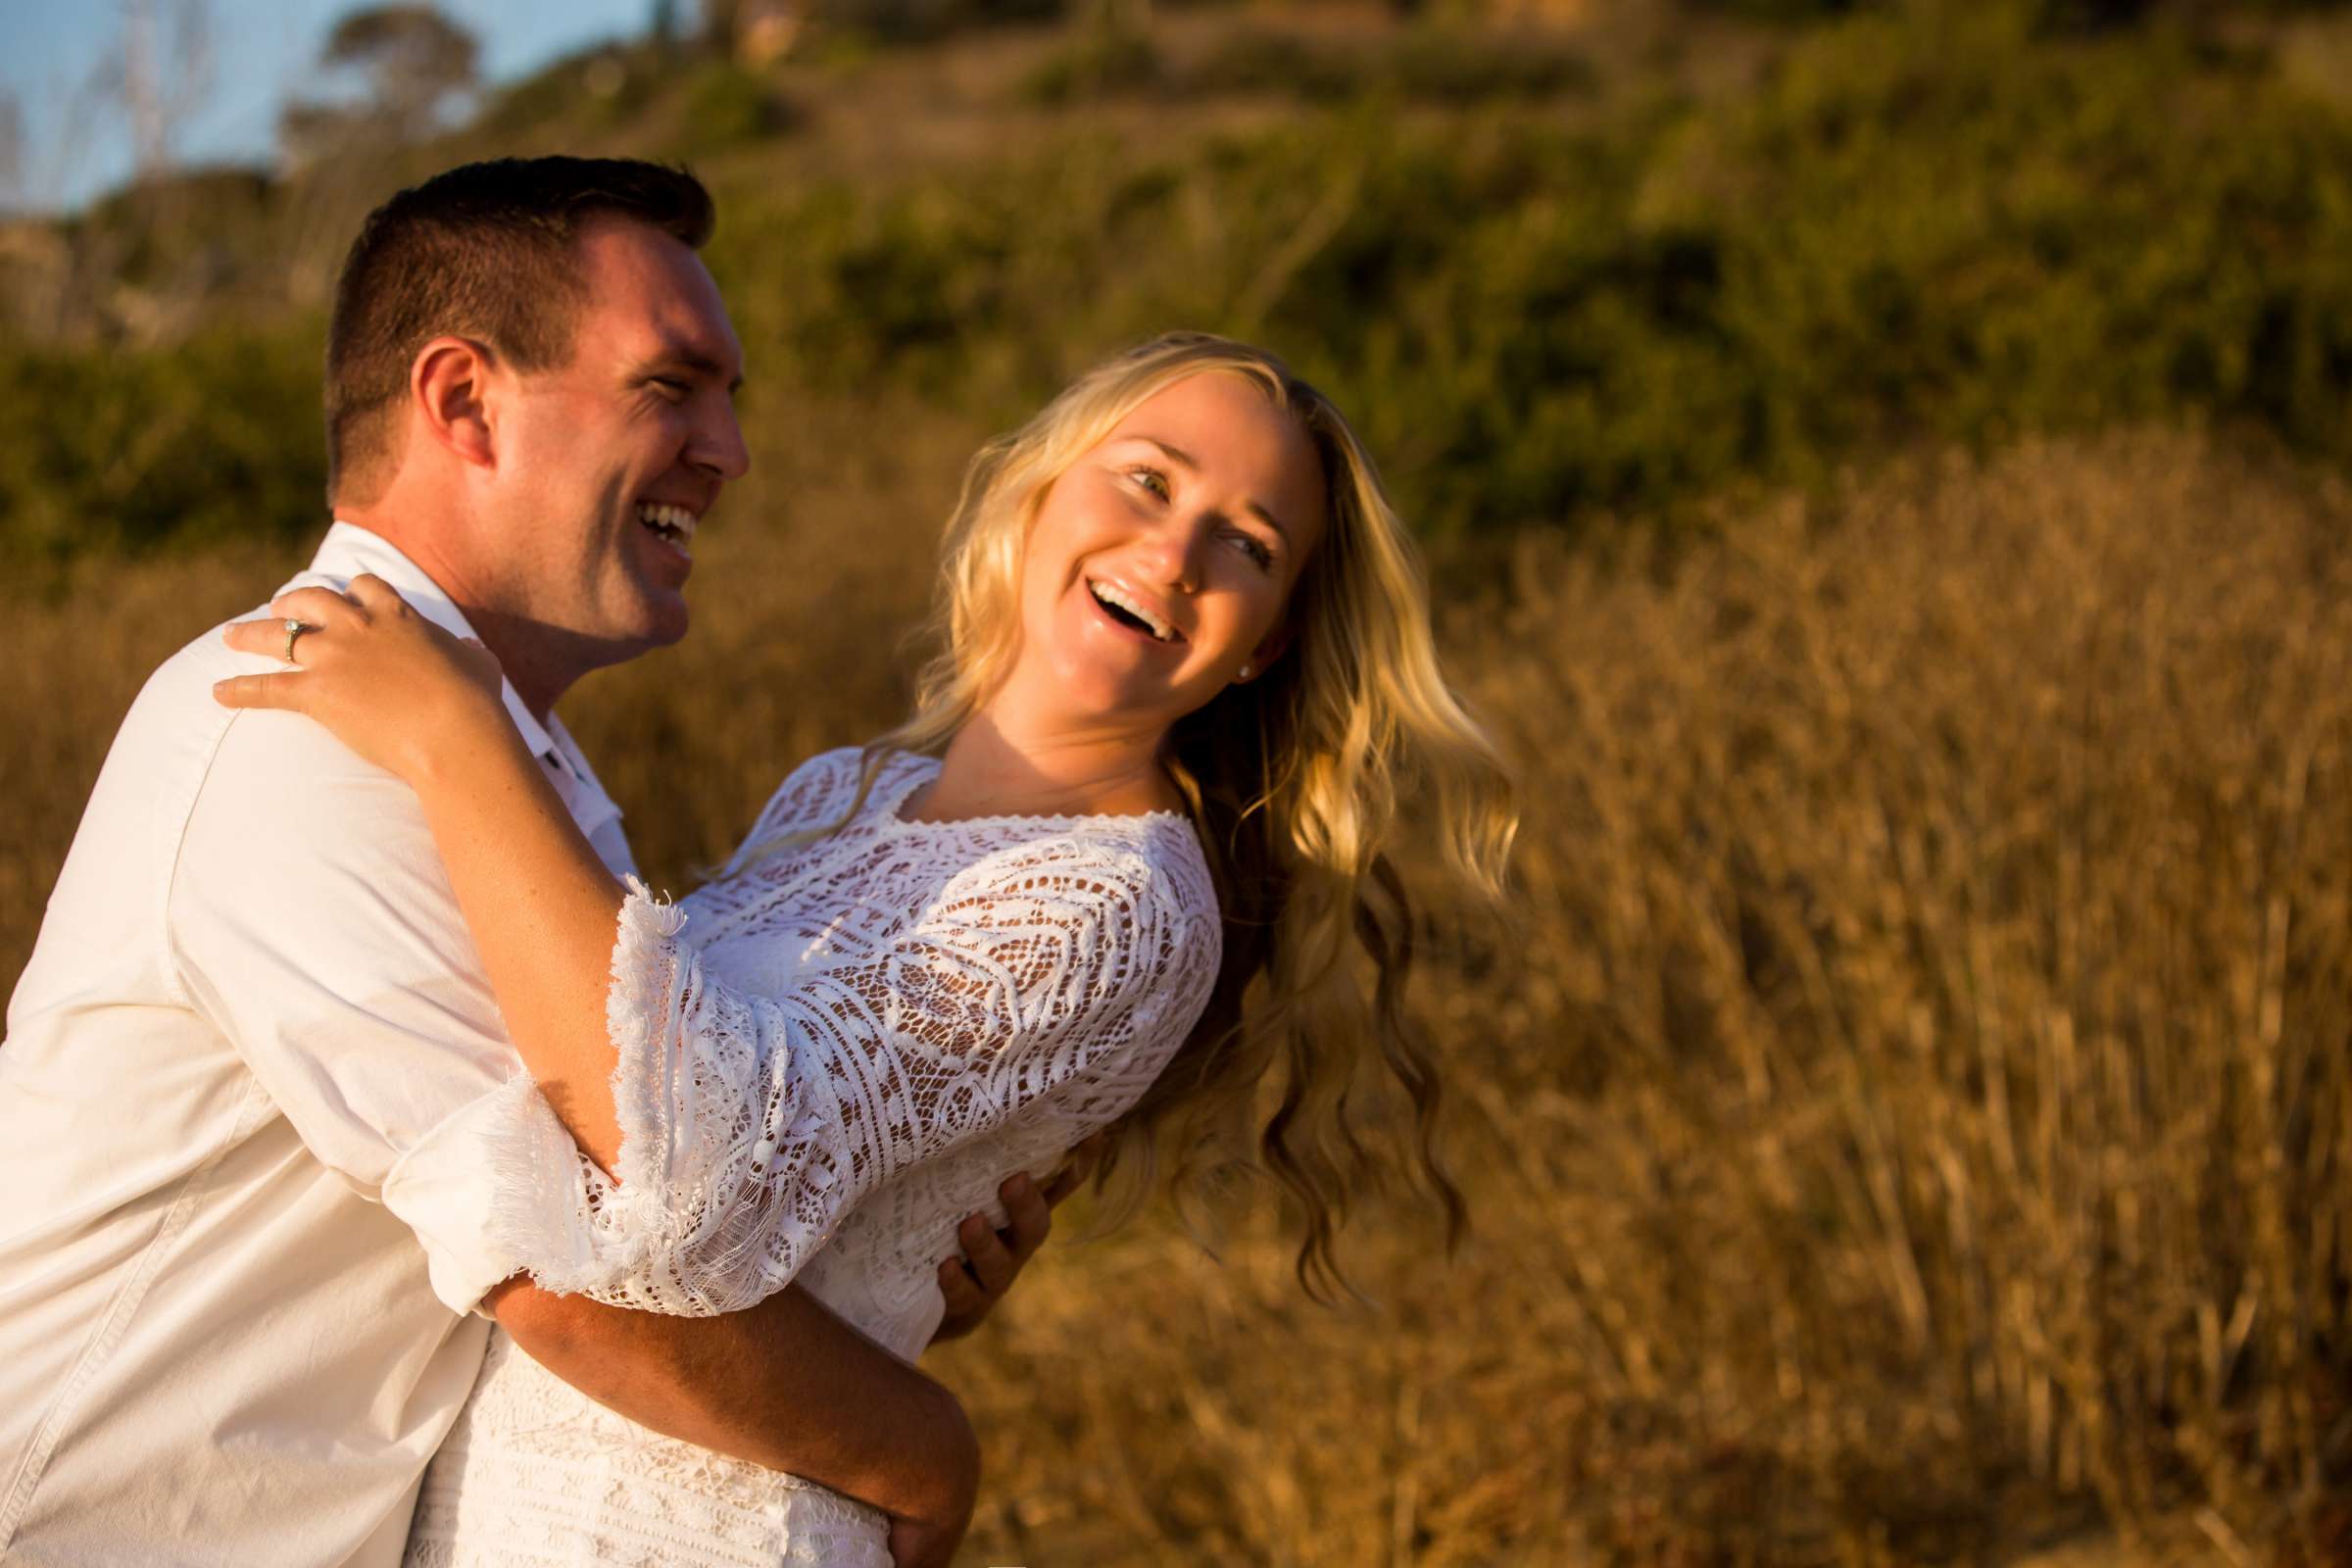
left=1126, top=466, right=1171, bottom=501
left=1228, top=532, right=1275, bottom=568
left=649, top=377, right=690, bottom=400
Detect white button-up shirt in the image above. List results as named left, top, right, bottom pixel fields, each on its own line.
left=0, top=523, right=636, bottom=1567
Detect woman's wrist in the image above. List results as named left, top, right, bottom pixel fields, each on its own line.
left=404, top=687, right=535, bottom=795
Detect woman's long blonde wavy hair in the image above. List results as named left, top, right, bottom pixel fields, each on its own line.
left=774, top=332, right=1516, bottom=1298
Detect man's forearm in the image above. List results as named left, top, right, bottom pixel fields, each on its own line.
left=491, top=1279, right=977, bottom=1536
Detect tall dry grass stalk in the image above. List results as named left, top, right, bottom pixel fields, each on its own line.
left=0, top=548, right=287, bottom=952
left=1425, top=427, right=2352, bottom=1561
left=3, top=427, right=2345, bottom=1562
left=937, top=428, right=2352, bottom=1564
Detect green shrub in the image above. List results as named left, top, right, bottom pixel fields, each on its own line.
left=1688, top=0, right=1874, bottom=19
left=819, top=0, right=1054, bottom=45
left=0, top=324, right=325, bottom=562
left=1379, top=25, right=1598, bottom=102
left=16, top=1, right=2352, bottom=556
left=673, top=62, right=795, bottom=155
left=1183, top=25, right=1360, bottom=100
left=1015, top=24, right=1162, bottom=106
left=1108, top=23, right=1596, bottom=106
left=702, top=3, right=2352, bottom=534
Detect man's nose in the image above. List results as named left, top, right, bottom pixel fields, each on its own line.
left=689, top=401, right=751, bottom=483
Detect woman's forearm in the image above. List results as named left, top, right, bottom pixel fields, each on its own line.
left=412, top=719, right=633, bottom=1172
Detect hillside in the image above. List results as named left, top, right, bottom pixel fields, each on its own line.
left=8, top=426, right=2348, bottom=1563
left=5, top=3, right=2351, bottom=1563
left=8, top=1, right=2352, bottom=564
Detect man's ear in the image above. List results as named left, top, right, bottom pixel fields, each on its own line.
left=410, top=336, right=500, bottom=470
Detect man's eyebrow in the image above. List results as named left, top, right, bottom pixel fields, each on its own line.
left=642, top=346, right=745, bottom=394
left=1134, top=434, right=1291, bottom=540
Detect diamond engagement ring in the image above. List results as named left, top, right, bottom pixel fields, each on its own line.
left=282, top=618, right=307, bottom=663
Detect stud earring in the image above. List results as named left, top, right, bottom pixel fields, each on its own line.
left=1236, top=663, right=1253, bottom=681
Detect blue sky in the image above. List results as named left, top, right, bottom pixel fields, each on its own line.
left=2, top=0, right=661, bottom=212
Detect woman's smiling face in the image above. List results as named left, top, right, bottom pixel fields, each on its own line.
left=1008, top=370, right=1329, bottom=736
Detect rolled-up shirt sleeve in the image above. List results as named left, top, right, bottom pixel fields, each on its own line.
left=166, top=707, right=604, bottom=1315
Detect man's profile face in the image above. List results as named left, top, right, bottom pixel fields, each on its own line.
left=486, top=218, right=748, bottom=660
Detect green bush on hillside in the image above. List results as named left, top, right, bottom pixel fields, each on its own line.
left=1028, top=23, right=1599, bottom=106
left=717, top=7, right=2352, bottom=533
left=1016, top=25, right=1162, bottom=106
left=0, top=326, right=326, bottom=562
left=1697, top=0, right=2352, bottom=29
left=672, top=62, right=796, bottom=156
left=11, top=2, right=2352, bottom=555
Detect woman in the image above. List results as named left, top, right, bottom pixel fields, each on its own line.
left=216, top=333, right=1516, bottom=1565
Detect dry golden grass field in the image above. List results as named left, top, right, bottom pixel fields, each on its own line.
left=6, top=424, right=2347, bottom=1564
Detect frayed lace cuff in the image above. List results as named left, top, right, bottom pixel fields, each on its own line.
left=467, top=879, right=714, bottom=1311
left=606, top=875, right=690, bottom=1199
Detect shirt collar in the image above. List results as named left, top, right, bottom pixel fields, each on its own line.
left=308, top=521, right=561, bottom=761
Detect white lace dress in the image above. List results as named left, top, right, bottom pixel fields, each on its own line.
left=401, top=747, right=1222, bottom=1567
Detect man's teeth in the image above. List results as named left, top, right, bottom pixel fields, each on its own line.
left=637, top=503, right=698, bottom=547
left=1089, top=580, right=1176, bottom=641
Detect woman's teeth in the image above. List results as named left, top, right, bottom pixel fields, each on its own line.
left=1089, top=579, right=1177, bottom=642
left=638, top=503, right=698, bottom=551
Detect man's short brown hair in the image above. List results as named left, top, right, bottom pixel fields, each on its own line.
left=324, top=157, right=715, bottom=504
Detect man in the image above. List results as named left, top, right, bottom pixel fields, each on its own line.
left=0, top=157, right=1058, bottom=1566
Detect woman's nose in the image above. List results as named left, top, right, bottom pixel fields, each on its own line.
left=1133, top=514, right=1203, bottom=592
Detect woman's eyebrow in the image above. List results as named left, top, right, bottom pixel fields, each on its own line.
left=1133, top=435, right=1291, bottom=540
left=1136, top=434, right=1199, bottom=470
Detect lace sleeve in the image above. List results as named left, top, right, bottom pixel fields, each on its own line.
left=746, top=747, right=869, bottom=844
left=488, top=830, right=1220, bottom=1314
